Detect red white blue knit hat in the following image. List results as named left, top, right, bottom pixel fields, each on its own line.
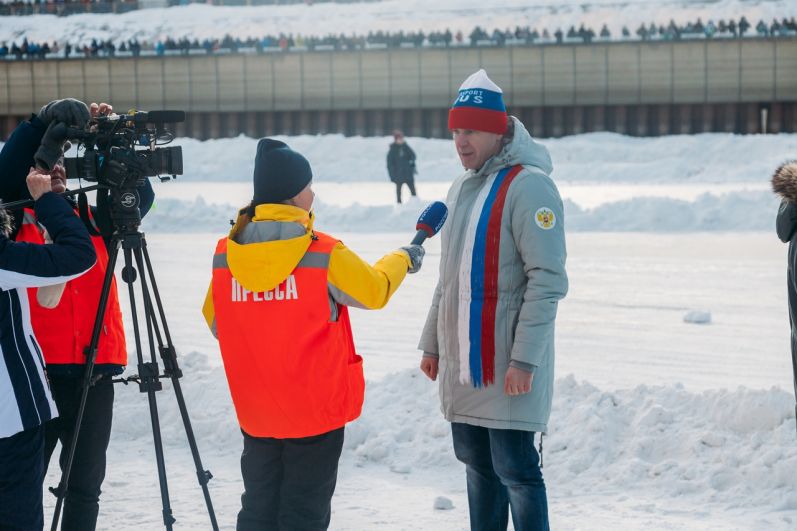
left=448, top=69, right=508, bottom=135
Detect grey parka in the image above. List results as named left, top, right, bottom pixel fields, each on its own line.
left=419, top=116, right=568, bottom=432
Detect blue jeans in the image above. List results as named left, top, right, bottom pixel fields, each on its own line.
left=451, top=423, right=549, bottom=531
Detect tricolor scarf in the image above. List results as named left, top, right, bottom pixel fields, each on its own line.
left=457, top=165, right=523, bottom=388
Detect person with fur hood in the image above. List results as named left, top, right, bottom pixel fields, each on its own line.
left=418, top=69, right=568, bottom=531
left=771, top=160, right=797, bottom=434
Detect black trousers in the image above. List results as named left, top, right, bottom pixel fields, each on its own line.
left=0, top=425, right=45, bottom=531
left=395, top=179, right=417, bottom=203
left=237, top=427, right=345, bottom=531
left=44, top=375, right=114, bottom=531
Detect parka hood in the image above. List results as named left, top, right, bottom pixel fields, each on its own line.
left=772, top=161, right=797, bottom=242
left=226, top=204, right=313, bottom=292
left=473, top=116, right=553, bottom=179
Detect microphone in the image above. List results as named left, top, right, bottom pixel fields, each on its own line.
left=411, top=201, right=448, bottom=245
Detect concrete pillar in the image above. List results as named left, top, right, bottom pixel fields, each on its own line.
left=529, top=107, right=543, bottom=137
left=298, top=111, right=312, bottom=135
left=770, top=103, right=782, bottom=134
left=550, top=107, right=564, bottom=137
left=592, top=106, right=605, bottom=132
left=409, top=109, right=423, bottom=137
left=657, top=105, right=670, bottom=136
left=353, top=110, right=366, bottom=136
left=571, top=106, right=584, bottom=135
left=317, top=110, right=330, bottom=135
left=264, top=112, right=276, bottom=136
left=614, top=106, right=627, bottom=135
left=245, top=112, right=258, bottom=137
left=636, top=105, right=648, bottom=136
left=678, top=105, right=691, bottom=135
left=701, top=104, right=712, bottom=133
left=370, top=110, right=385, bottom=136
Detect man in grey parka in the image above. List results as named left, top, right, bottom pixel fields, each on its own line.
left=419, top=69, right=567, bottom=531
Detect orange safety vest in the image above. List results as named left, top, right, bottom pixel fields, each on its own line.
left=16, top=208, right=127, bottom=366
left=212, top=231, right=365, bottom=439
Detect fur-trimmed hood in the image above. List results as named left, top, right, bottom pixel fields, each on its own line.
left=773, top=161, right=797, bottom=242
left=0, top=204, right=12, bottom=238
left=773, top=161, right=797, bottom=203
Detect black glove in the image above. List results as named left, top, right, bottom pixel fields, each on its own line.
left=34, top=122, right=69, bottom=171
left=37, top=98, right=90, bottom=128
left=401, top=244, right=425, bottom=274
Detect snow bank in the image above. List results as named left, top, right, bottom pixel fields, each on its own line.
left=549, top=376, right=797, bottom=512
left=169, top=132, right=797, bottom=184
left=3, top=131, right=790, bottom=232
left=112, top=353, right=797, bottom=515
left=141, top=190, right=780, bottom=233
left=126, top=130, right=791, bottom=232
left=0, top=0, right=792, bottom=47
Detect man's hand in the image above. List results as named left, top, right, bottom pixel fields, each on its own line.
left=401, top=244, right=425, bottom=274
left=38, top=98, right=90, bottom=128
left=504, top=366, right=533, bottom=396
left=89, top=102, right=113, bottom=118
left=27, top=167, right=52, bottom=200
left=420, top=355, right=438, bottom=381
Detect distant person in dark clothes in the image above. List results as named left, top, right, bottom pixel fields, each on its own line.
left=386, top=129, right=417, bottom=204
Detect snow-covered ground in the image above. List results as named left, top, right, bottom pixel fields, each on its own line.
left=0, top=0, right=794, bottom=47
left=26, top=129, right=795, bottom=530
left=42, top=231, right=797, bottom=530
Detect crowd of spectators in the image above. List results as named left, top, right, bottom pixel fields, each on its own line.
left=0, top=0, right=139, bottom=16
left=2, top=16, right=796, bottom=61
left=0, top=0, right=340, bottom=16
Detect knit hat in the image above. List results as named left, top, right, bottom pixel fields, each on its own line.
left=448, top=69, right=507, bottom=135
left=252, top=138, right=313, bottom=205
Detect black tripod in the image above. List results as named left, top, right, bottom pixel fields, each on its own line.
left=44, top=185, right=219, bottom=530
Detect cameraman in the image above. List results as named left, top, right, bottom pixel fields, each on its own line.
left=0, top=169, right=96, bottom=531
left=0, top=99, right=154, bottom=530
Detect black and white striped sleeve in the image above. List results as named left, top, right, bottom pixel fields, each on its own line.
left=0, top=192, right=96, bottom=291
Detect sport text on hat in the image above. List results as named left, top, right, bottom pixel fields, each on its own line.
left=448, top=69, right=508, bottom=135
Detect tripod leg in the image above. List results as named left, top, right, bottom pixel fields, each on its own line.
left=50, top=237, right=121, bottom=531
left=138, top=240, right=219, bottom=530
left=123, top=243, right=175, bottom=529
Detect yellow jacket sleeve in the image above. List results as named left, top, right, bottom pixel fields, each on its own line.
left=327, top=242, right=411, bottom=310
left=202, top=281, right=217, bottom=338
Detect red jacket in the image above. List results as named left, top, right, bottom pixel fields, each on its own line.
left=16, top=208, right=126, bottom=366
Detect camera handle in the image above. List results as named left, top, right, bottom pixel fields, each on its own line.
left=49, top=229, right=219, bottom=531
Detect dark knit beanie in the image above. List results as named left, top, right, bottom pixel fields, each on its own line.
left=252, top=138, right=313, bottom=205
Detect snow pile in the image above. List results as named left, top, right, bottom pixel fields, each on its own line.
left=562, top=190, right=780, bottom=232
left=0, top=0, right=792, bottom=47
left=548, top=376, right=797, bottom=513
left=141, top=190, right=780, bottom=233
left=115, top=130, right=792, bottom=233
left=3, top=132, right=791, bottom=232
left=167, top=132, right=797, bottom=184
left=109, top=354, right=797, bottom=516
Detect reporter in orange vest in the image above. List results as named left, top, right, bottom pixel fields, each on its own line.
left=203, top=139, right=424, bottom=531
